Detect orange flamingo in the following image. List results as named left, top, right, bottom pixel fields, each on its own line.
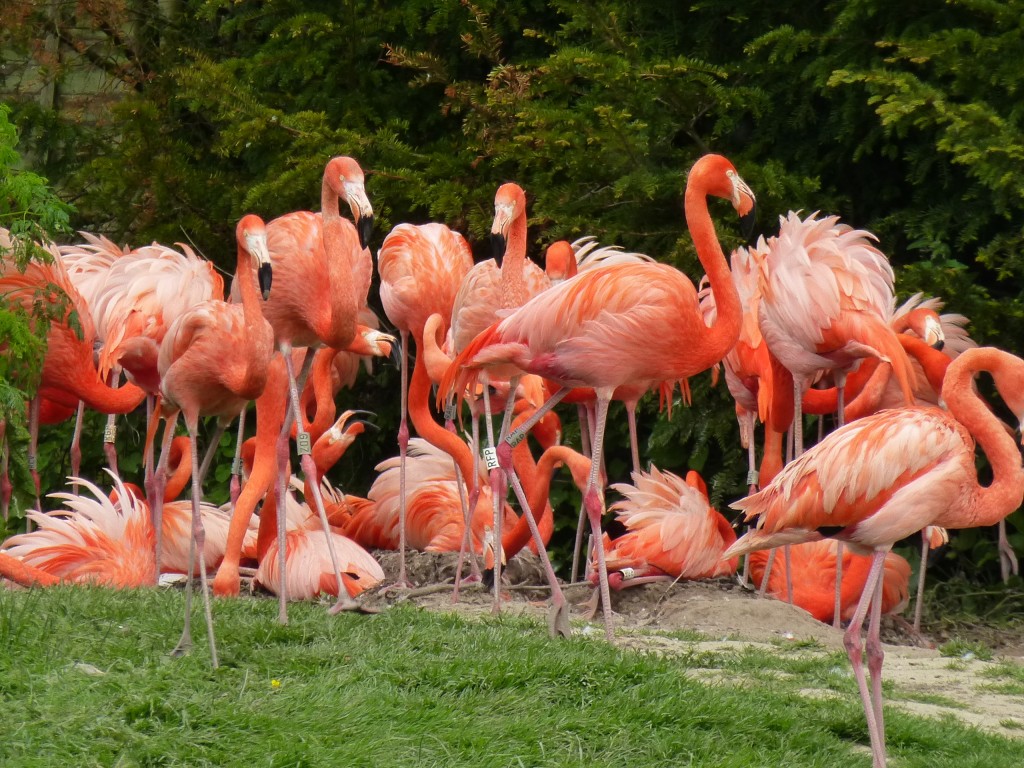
left=724, top=346, right=1024, bottom=768
left=377, top=221, right=473, bottom=585
left=3, top=473, right=155, bottom=588
left=594, top=467, right=738, bottom=591
left=146, top=214, right=275, bottom=669
left=442, top=153, right=755, bottom=641
left=231, top=156, right=373, bottom=616
left=747, top=540, right=911, bottom=625
left=0, top=232, right=146, bottom=508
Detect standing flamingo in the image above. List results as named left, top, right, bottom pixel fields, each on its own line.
left=723, top=346, right=1024, bottom=768
left=442, top=153, right=755, bottom=641
left=214, top=155, right=373, bottom=613
left=377, top=221, right=473, bottom=586
left=147, top=214, right=275, bottom=669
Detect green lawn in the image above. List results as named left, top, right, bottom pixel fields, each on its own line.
left=0, top=586, right=1017, bottom=767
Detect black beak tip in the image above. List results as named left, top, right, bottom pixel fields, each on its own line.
left=258, top=263, right=273, bottom=300
left=491, top=233, right=507, bottom=267
left=740, top=203, right=758, bottom=244
left=358, top=216, right=374, bottom=250
left=932, top=339, right=945, bottom=352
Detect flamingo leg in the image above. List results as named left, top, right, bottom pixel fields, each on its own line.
left=229, top=405, right=247, bottom=506
left=102, top=367, right=123, bottom=475
left=197, top=418, right=228, bottom=488
left=502, top=463, right=570, bottom=638
left=998, top=518, right=1019, bottom=582
left=147, top=416, right=179, bottom=584
left=395, top=329, right=412, bottom=588
left=274, top=409, right=292, bottom=624
left=172, top=419, right=219, bottom=669
left=0, top=428, right=10, bottom=522
left=70, top=401, right=85, bottom=493
left=284, top=348, right=361, bottom=614
left=625, top=399, right=641, bottom=475
left=843, top=549, right=889, bottom=768
left=480, top=379, right=505, bottom=614
left=740, top=412, right=758, bottom=588
left=569, top=496, right=588, bottom=584
left=912, top=529, right=929, bottom=632
left=582, top=392, right=615, bottom=643
left=27, top=394, right=41, bottom=518
left=757, top=548, right=777, bottom=598
left=452, top=408, right=483, bottom=600
left=833, top=377, right=847, bottom=628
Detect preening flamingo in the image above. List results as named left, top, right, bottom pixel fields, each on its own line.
left=377, top=221, right=473, bottom=586
left=595, top=467, right=738, bottom=591
left=724, top=346, right=1024, bottom=768
left=147, top=214, right=275, bottom=668
left=442, top=153, right=755, bottom=641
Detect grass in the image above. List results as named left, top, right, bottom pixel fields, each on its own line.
left=0, top=586, right=1020, bottom=767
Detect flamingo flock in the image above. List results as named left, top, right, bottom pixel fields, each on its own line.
left=1, top=152, right=1022, bottom=768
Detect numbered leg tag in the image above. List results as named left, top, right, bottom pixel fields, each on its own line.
left=507, top=430, right=525, bottom=448
left=482, top=446, right=499, bottom=470
left=27, top=454, right=37, bottom=471
left=746, top=470, right=759, bottom=487
left=231, top=456, right=243, bottom=475
left=103, top=424, right=117, bottom=443
left=296, top=431, right=312, bottom=456
left=443, top=403, right=457, bottom=421
left=619, top=567, right=636, bottom=582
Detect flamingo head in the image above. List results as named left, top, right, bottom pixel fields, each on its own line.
left=689, top=154, right=757, bottom=233
left=237, top=214, right=272, bottom=300
left=905, top=308, right=946, bottom=350
left=326, top=156, right=374, bottom=249
left=490, top=182, right=526, bottom=266
left=544, top=240, right=577, bottom=284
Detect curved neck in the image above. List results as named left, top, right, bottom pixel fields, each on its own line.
left=944, top=348, right=1024, bottom=526
left=164, top=436, right=192, bottom=501
left=685, top=184, right=741, bottom=358
left=410, top=330, right=476, bottom=488
left=67, top=366, right=146, bottom=413
left=499, top=211, right=529, bottom=309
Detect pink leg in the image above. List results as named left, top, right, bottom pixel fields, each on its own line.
left=27, top=395, right=41, bottom=518
left=452, top=410, right=482, bottom=601
left=757, top=548, right=777, bottom=598
left=497, top=451, right=570, bottom=638
left=740, top=411, right=758, bottom=587
left=395, top=330, right=413, bottom=588
left=625, top=398, right=641, bottom=475
left=843, top=550, right=889, bottom=768
left=274, top=411, right=292, bottom=623
left=171, top=420, right=219, bottom=669
left=283, top=348, right=361, bottom=614
left=70, top=402, right=85, bottom=492
left=480, top=379, right=506, bottom=614
left=998, top=518, right=1018, bottom=583
left=0, top=427, right=10, bottom=522
left=229, top=405, right=247, bottom=506
left=146, top=415, right=179, bottom=584
left=583, top=392, right=615, bottom=643
left=103, top=413, right=119, bottom=475
left=912, top=530, right=929, bottom=632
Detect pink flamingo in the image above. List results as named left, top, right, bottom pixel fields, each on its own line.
left=724, top=346, right=1024, bottom=768
left=214, top=156, right=373, bottom=615
left=442, top=153, right=754, bottom=641
left=377, top=221, right=473, bottom=586
left=595, top=467, right=738, bottom=592
left=147, top=214, right=275, bottom=669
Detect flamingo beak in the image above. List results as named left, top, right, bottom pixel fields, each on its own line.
left=343, top=180, right=374, bottom=249
left=358, top=215, right=374, bottom=251
left=490, top=232, right=507, bottom=266
left=245, top=231, right=273, bottom=300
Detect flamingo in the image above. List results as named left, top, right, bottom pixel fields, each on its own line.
left=723, top=346, right=1024, bottom=768
left=747, top=540, right=912, bottom=625
left=2, top=473, right=155, bottom=588
left=146, top=214, right=275, bottom=669
left=377, top=221, right=473, bottom=586
left=594, top=467, right=738, bottom=592
left=442, top=153, right=755, bottom=641
left=216, top=156, right=374, bottom=618
left=0, top=231, right=147, bottom=510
